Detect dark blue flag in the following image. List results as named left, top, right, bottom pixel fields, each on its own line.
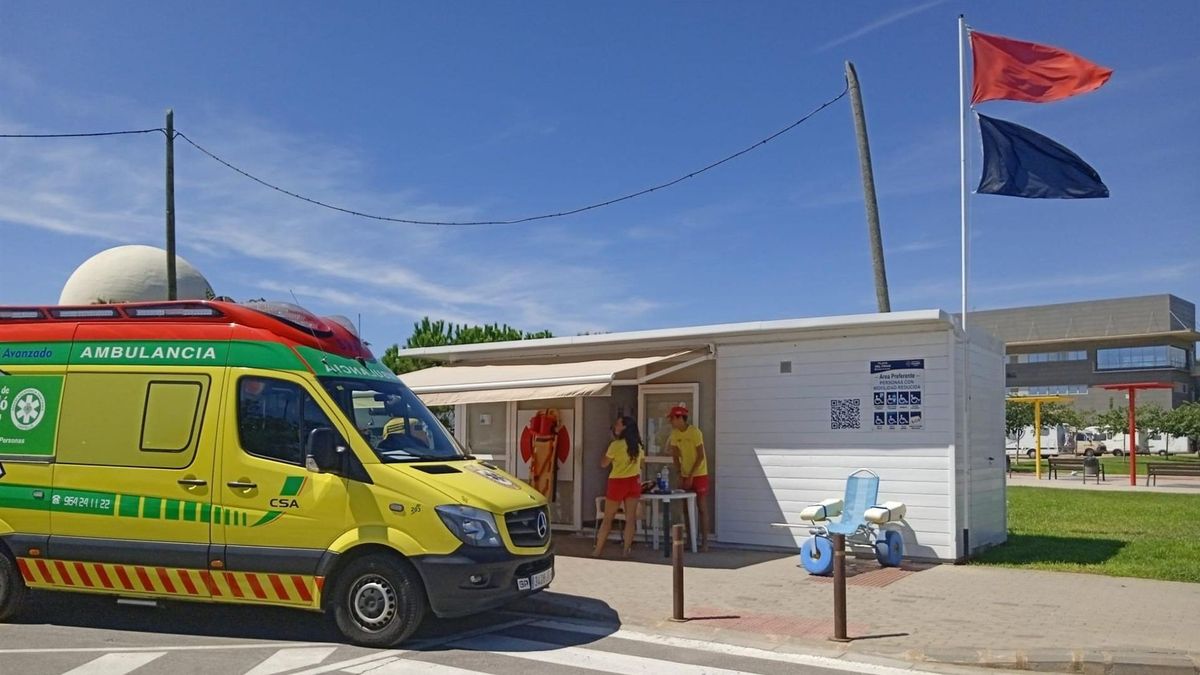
left=977, top=113, right=1109, bottom=199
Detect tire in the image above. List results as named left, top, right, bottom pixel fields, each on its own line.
left=874, top=530, right=904, bottom=567
left=1158, top=450, right=1168, bottom=457
left=1112, top=449, right=1124, bottom=457
left=1026, top=449, right=1035, bottom=458
left=331, top=554, right=426, bottom=648
left=0, top=553, right=29, bottom=622
left=800, top=536, right=834, bottom=576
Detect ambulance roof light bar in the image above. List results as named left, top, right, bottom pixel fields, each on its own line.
left=325, top=314, right=359, bottom=338
left=125, top=303, right=225, bottom=318
left=0, top=308, right=45, bottom=320
left=244, top=300, right=333, bottom=337
left=50, top=307, right=121, bottom=319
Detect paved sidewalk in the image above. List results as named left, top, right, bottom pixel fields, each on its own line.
left=1007, top=472, right=1200, bottom=492
left=514, top=535, right=1200, bottom=673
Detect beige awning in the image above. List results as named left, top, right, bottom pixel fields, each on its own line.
left=399, top=352, right=692, bottom=406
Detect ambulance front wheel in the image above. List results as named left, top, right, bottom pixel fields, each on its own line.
left=0, top=553, right=29, bottom=622
left=332, top=554, right=427, bottom=648
left=800, top=536, right=834, bottom=576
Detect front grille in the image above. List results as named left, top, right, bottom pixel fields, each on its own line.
left=505, top=506, right=550, bottom=547
left=515, top=556, right=553, bottom=579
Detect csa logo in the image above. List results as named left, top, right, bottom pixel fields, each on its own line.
left=11, top=388, right=46, bottom=431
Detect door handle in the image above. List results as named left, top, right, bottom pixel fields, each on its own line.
left=177, top=478, right=208, bottom=487
left=227, top=481, right=258, bottom=490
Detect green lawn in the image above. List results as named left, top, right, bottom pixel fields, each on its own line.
left=1008, top=453, right=1200, bottom=477
left=973, top=486, right=1200, bottom=582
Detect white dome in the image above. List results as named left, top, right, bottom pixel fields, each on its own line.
left=59, top=245, right=213, bottom=305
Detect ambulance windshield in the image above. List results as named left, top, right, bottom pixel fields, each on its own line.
left=320, top=378, right=466, bottom=462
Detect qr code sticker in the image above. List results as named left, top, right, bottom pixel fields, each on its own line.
left=831, top=398, right=861, bottom=430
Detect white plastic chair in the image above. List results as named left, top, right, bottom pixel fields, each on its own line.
left=593, top=496, right=647, bottom=542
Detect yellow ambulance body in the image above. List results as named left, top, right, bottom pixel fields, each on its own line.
left=0, top=301, right=553, bottom=646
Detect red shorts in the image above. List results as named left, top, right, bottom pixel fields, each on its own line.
left=606, top=476, right=643, bottom=501
left=684, top=474, right=710, bottom=496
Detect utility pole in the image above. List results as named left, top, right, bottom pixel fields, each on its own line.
left=844, top=61, right=890, bottom=313
left=165, top=109, right=177, bottom=301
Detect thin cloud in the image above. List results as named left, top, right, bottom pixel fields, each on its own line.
left=894, top=262, right=1200, bottom=308
left=815, top=0, right=948, bottom=54
left=0, top=77, right=651, bottom=339
left=892, top=238, right=950, bottom=254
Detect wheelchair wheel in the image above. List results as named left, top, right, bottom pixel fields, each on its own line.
left=801, top=535, right=834, bottom=576
left=874, top=530, right=904, bottom=567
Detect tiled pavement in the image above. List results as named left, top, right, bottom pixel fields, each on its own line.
left=513, top=533, right=1200, bottom=672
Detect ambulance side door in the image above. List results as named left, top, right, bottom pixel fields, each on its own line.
left=213, top=370, right=357, bottom=601
left=48, top=368, right=221, bottom=596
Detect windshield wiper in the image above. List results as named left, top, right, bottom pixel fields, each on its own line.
left=379, top=450, right=465, bottom=463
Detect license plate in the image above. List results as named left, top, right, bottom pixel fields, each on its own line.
left=518, top=567, right=553, bottom=591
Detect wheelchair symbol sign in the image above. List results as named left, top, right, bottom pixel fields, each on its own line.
left=873, top=392, right=885, bottom=406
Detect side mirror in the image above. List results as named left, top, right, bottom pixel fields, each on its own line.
left=305, top=428, right=342, bottom=474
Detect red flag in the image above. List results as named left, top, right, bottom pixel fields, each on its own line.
left=971, top=30, right=1112, bottom=104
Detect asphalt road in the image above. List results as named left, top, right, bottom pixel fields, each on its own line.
left=0, top=590, right=974, bottom=675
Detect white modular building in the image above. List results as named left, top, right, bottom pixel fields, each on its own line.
left=399, top=309, right=1005, bottom=561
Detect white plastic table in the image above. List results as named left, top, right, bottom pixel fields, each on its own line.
left=640, top=491, right=698, bottom=554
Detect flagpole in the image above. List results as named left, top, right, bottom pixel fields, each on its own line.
left=957, top=13, right=973, bottom=560
left=958, top=14, right=969, bottom=329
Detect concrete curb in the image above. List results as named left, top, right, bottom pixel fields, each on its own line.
left=511, top=592, right=1200, bottom=674
left=913, top=647, right=1200, bottom=673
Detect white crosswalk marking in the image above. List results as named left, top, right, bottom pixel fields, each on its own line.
left=530, top=619, right=912, bottom=672
left=244, top=647, right=338, bottom=675
left=61, top=652, right=167, bottom=675
left=351, top=660, right=481, bottom=674
left=338, top=657, right=400, bottom=673
left=450, top=634, right=755, bottom=675
left=526, top=619, right=916, bottom=675
left=287, top=650, right=407, bottom=675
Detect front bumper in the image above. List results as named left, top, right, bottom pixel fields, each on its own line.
left=410, top=545, right=554, bottom=618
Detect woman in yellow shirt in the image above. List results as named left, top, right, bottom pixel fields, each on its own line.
left=592, top=415, right=645, bottom=557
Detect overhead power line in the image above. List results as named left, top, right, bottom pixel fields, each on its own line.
left=0, top=85, right=849, bottom=226
left=0, top=128, right=164, bottom=138
left=176, top=85, right=849, bottom=226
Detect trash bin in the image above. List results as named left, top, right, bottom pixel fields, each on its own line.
left=1083, top=455, right=1100, bottom=483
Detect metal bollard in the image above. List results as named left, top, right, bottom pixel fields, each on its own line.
left=831, top=533, right=850, bottom=642
left=670, top=523, right=686, bottom=621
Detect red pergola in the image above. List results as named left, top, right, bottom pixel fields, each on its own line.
left=1098, top=382, right=1174, bottom=486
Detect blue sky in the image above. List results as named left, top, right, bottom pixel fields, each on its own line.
left=1, top=1, right=1197, bottom=349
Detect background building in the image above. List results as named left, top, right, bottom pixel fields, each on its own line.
left=970, top=295, right=1199, bottom=413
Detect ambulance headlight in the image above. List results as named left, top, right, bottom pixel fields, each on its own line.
left=436, top=505, right=502, bottom=548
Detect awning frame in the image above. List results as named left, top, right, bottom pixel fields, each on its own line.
left=612, top=348, right=714, bottom=386
left=403, top=348, right=713, bottom=405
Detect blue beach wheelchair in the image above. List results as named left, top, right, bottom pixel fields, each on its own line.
left=775, top=469, right=907, bottom=576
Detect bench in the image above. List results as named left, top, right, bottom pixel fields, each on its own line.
left=1145, top=462, right=1200, bottom=486
left=1047, top=457, right=1105, bottom=483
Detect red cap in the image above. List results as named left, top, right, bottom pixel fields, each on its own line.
left=668, top=405, right=689, bottom=418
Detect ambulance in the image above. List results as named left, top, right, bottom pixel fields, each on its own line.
left=0, top=300, right=553, bottom=646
